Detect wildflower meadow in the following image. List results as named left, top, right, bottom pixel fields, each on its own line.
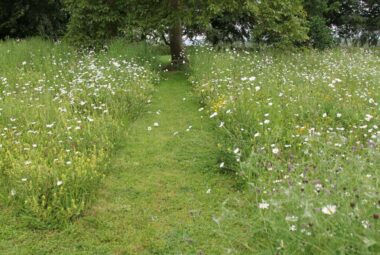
left=189, top=47, right=380, bottom=253
left=0, top=38, right=157, bottom=227
left=1, top=0, right=379, bottom=253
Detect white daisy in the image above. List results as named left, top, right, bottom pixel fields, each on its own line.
left=322, top=204, right=337, bottom=215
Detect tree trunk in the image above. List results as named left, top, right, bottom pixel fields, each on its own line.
left=168, top=0, right=185, bottom=66
left=169, top=20, right=184, bottom=66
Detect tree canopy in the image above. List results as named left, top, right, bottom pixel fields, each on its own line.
left=61, top=0, right=311, bottom=64
left=0, top=0, right=378, bottom=62
left=0, top=0, right=67, bottom=39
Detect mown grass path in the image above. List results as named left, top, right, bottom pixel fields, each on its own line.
left=0, top=72, right=245, bottom=254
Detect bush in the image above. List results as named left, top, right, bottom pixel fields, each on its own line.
left=309, top=16, right=335, bottom=50
left=63, top=0, right=127, bottom=49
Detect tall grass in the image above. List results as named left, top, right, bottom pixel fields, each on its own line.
left=105, top=39, right=168, bottom=69
left=0, top=38, right=158, bottom=228
left=189, top=47, right=380, bottom=254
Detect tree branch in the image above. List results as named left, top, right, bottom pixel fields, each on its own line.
left=161, top=32, right=170, bottom=46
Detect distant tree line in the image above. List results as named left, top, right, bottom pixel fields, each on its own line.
left=304, top=0, right=379, bottom=48
left=0, top=0, right=378, bottom=60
